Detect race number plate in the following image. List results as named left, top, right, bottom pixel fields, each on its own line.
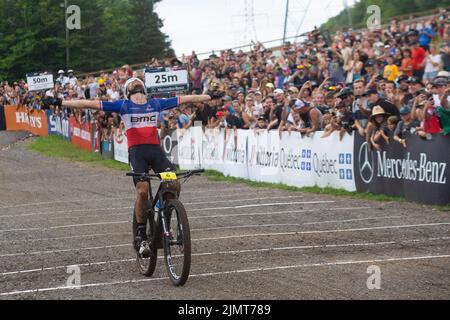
left=159, top=172, right=178, bottom=181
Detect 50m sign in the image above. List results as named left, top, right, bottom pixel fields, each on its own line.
left=27, top=73, right=54, bottom=91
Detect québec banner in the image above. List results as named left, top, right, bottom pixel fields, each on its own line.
left=179, top=128, right=357, bottom=191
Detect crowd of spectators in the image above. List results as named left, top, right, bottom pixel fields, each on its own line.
left=2, top=8, right=450, bottom=151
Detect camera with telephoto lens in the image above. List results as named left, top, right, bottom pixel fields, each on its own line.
left=208, top=90, right=225, bottom=100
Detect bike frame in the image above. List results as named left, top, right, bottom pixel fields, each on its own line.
left=145, top=178, right=176, bottom=241
left=147, top=179, right=182, bottom=278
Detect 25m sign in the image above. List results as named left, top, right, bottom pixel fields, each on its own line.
left=145, top=69, right=189, bottom=94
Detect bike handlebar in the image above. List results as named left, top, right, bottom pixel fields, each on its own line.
left=126, top=169, right=205, bottom=179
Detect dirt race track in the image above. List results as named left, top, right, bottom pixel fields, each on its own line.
left=0, top=131, right=449, bottom=300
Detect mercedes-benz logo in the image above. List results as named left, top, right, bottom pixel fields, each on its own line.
left=358, top=142, right=374, bottom=184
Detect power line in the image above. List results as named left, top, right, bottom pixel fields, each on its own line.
left=243, top=0, right=258, bottom=44
left=282, top=0, right=289, bottom=43
left=294, top=0, right=313, bottom=40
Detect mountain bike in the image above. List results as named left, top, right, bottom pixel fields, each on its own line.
left=126, top=169, right=204, bottom=286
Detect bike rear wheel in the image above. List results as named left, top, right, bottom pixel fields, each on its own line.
left=162, top=199, right=191, bottom=286
left=132, top=209, right=158, bottom=277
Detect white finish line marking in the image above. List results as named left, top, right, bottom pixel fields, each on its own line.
left=2, top=237, right=449, bottom=276
left=190, top=207, right=369, bottom=219
left=0, top=207, right=371, bottom=244
left=0, top=221, right=130, bottom=233
left=0, top=196, right=319, bottom=219
left=0, top=222, right=448, bottom=258
left=194, top=222, right=450, bottom=241
left=0, top=204, right=353, bottom=234
left=0, top=187, right=259, bottom=210
left=184, top=195, right=308, bottom=206
left=191, top=215, right=403, bottom=231
left=195, top=201, right=335, bottom=212
left=0, top=197, right=134, bottom=209
left=0, top=232, right=130, bottom=244
left=0, top=207, right=134, bottom=219
left=1, top=254, right=449, bottom=296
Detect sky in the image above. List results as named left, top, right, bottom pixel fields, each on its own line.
left=155, top=0, right=357, bottom=58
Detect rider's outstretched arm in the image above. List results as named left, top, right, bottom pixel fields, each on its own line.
left=61, top=100, right=102, bottom=110
left=179, top=95, right=211, bottom=104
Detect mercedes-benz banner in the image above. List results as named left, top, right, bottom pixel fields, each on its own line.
left=354, top=133, right=449, bottom=205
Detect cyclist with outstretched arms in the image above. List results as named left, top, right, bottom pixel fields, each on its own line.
left=50, top=78, right=213, bottom=255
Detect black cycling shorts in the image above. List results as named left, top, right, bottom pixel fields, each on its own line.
left=129, top=144, right=176, bottom=186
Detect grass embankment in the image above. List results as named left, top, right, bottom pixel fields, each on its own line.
left=27, top=135, right=130, bottom=171
left=26, top=135, right=450, bottom=211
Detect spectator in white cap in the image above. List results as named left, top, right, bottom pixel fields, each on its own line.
left=67, top=70, right=77, bottom=87
left=265, top=82, right=275, bottom=95
left=253, top=90, right=264, bottom=117
left=268, top=88, right=287, bottom=130
left=56, top=70, right=68, bottom=85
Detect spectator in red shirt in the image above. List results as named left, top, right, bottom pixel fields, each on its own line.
left=400, top=48, right=413, bottom=77
left=411, top=41, right=426, bottom=79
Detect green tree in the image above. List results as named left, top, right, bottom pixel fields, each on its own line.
left=126, top=0, right=173, bottom=63
left=0, top=0, right=173, bottom=81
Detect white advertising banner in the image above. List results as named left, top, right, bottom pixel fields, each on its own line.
left=177, top=127, right=356, bottom=191
left=113, top=130, right=129, bottom=164
left=177, top=126, right=203, bottom=170
left=247, top=129, right=282, bottom=184
left=279, top=131, right=356, bottom=191
left=222, top=129, right=248, bottom=179
left=202, top=128, right=225, bottom=172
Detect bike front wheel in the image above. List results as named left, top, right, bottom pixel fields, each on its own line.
left=163, top=199, right=191, bottom=286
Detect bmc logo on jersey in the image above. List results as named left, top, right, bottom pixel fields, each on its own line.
left=130, top=113, right=157, bottom=125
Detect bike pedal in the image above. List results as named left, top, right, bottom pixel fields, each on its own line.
left=139, top=241, right=151, bottom=257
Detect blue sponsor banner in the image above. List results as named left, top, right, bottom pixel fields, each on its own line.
left=46, top=110, right=58, bottom=135
left=46, top=110, right=70, bottom=139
